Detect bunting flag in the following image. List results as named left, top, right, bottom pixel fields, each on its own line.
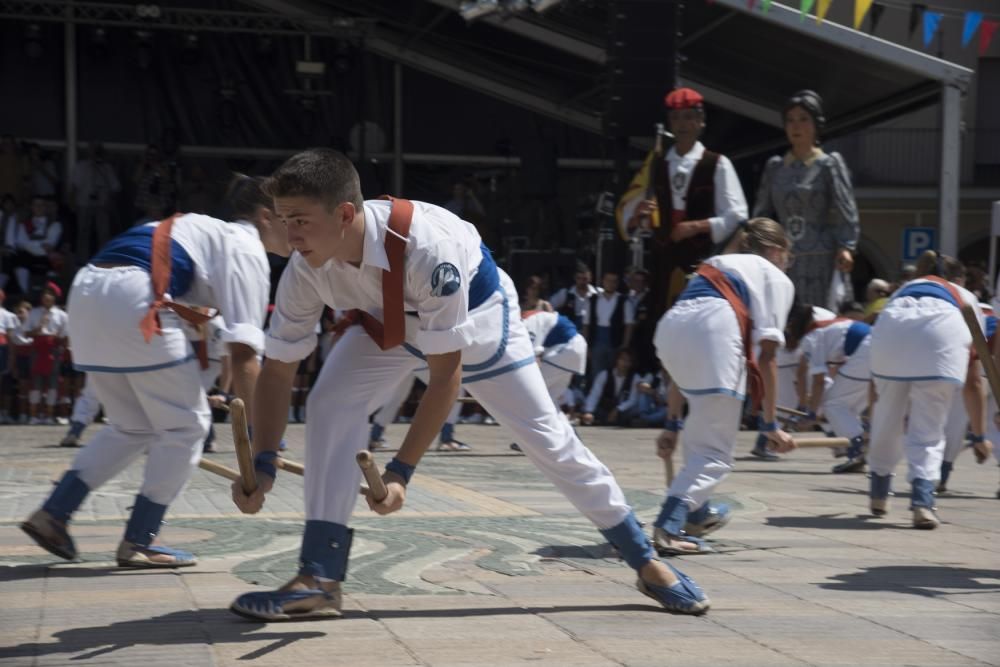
left=762, top=0, right=773, bottom=13
left=962, top=12, right=983, bottom=47
left=869, top=2, right=885, bottom=34
left=816, top=0, right=833, bottom=25
left=909, top=4, right=926, bottom=38
left=800, top=0, right=815, bottom=21
left=982, top=19, right=999, bottom=57
left=853, top=0, right=873, bottom=30
left=923, top=10, right=942, bottom=47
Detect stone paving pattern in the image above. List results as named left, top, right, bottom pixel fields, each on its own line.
left=1, top=422, right=998, bottom=666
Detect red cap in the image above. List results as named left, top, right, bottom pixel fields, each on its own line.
left=44, top=281, right=63, bottom=299
left=664, top=87, right=704, bottom=110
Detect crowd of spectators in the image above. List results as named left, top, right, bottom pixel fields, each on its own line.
left=0, top=131, right=991, bottom=437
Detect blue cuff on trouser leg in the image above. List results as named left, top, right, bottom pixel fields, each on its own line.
left=753, top=432, right=768, bottom=451
left=69, top=421, right=86, bottom=438
left=298, top=520, right=354, bottom=581
left=440, top=422, right=454, bottom=443
left=42, top=470, right=91, bottom=522
left=910, top=478, right=935, bottom=509
left=939, top=461, right=953, bottom=486
left=654, top=495, right=690, bottom=536
left=687, top=501, right=712, bottom=525
left=123, top=495, right=168, bottom=547
left=598, top=513, right=655, bottom=571
left=870, top=473, right=892, bottom=500
left=370, top=422, right=384, bottom=442
left=847, top=435, right=865, bottom=459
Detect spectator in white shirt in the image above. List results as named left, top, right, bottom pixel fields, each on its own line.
left=549, top=262, right=598, bottom=331
left=586, top=272, right=635, bottom=377
left=10, top=196, right=62, bottom=295
left=581, top=348, right=644, bottom=426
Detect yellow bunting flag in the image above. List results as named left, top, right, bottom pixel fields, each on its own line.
left=854, top=0, right=873, bottom=29
left=816, top=0, right=833, bottom=24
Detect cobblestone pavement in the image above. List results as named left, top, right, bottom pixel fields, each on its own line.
left=1, top=422, right=998, bottom=667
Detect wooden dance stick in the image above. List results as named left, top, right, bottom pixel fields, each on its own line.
left=357, top=450, right=388, bottom=502
left=230, top=398, right=257, bottom=494
left=776, top=405, right=810, bottom=418
left=198, top=458, right=242, bottom=482
left=962, top=304, right=1000, bottom=405
left=199, top=453, right=371, bottom=494
left=275, top=457, right=304, bottom=476
left=789, top=436, right=852, bottom=448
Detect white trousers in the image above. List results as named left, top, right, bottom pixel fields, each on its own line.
left=667, top=393, right=743, bottom=510
left=70, top=377, right=102, bottom=425
left=539, top=334, right=587, bottom=404
left=942, top=387, right=969, bottom=464
left=306, top=284, right=630, bottom=530
left=822, top=375, right=868, bottom=439
left=868, top=378, right=956, bottom=482
left=370, top=376, right=465, bottom=428
left=67, top=264, right=210, bottom=505
left=70, top=361, right=210, bottom=505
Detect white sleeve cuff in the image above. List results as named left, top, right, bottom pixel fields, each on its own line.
left=753, top=328, right=785, bottom=347
left=414, top=320, right=477, bottom=356
left=221, top=323, right=266, bottom=356
left=265, top=332, right=319, bottom=363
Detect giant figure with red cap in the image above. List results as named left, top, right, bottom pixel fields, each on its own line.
left=616, top=87, right=748, bottom=369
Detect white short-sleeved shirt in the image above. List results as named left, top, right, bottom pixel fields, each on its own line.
left=593, top=291, right=636, bottom=328
left=803, top=319, right=870, bottom=377
left=795, top=306, right=837, bottom=370
left=703, top=254, right=795, bottom=346
left=0, top=308, right=20, bottom=339
left=522, top=310, right=558, bottom=355
left=27, top=306, right=68, bottom=337
left=166, top=215, right=270, bottom=355
left=267, top=200, right=485, bottom=363
left=872, top=278, right=982, bottom=384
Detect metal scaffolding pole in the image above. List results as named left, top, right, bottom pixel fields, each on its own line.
left=63, top=0, right=77, bottom=197
left=939, top=83, right=962, bottom=256
left=393, top=62, right=403, bottom=196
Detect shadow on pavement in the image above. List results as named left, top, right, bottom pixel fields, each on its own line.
left=820, top=565, right=1000, bottom=598
left=765, top=514, right=897, bottom=530
left=732, top=466, right=844, bottom=475
left=348, top=603, right=658, bottom=619
left=0, top=564, right=229, bottom=583
left=0, top=609, right=325, bottom=662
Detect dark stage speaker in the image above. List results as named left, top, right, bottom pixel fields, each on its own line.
left=604, top=0, right=679, bottom=138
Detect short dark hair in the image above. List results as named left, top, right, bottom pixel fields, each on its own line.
left=224, top=173, right=271, bottom=221
left=264, top=148, right=363, bottom=211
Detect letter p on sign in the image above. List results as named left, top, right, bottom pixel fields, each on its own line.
left=902, top=227, right=937, bottom=262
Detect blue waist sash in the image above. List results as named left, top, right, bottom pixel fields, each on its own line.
left=676, top=270, right=750, bottom=309
left=843, top=321, right=871, bottom=357
left=91, top=225, right=195, bottom=298
left=894, top=281, right=959, bottom=308
left=468, top=243, right=499, bottom=310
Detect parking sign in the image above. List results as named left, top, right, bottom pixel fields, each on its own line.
left=901, top=227, right=937, bottom=262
